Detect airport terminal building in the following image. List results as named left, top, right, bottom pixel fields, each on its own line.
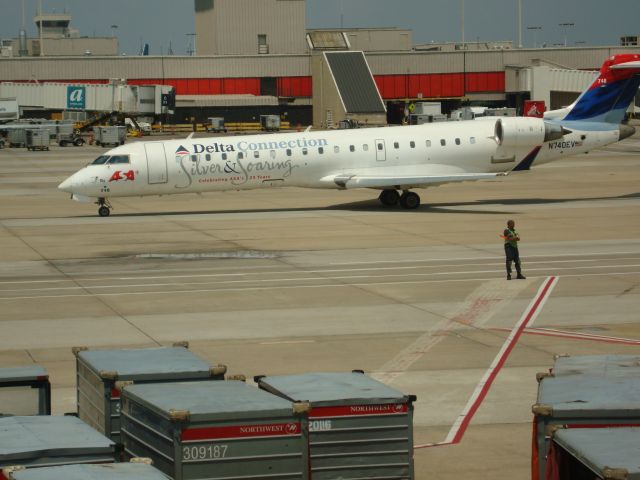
left=0, top=0, right=638, bottom=127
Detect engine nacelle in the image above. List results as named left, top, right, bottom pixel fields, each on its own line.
left=494, top=117, right=568, bottom=147
left=494, top=117, right=546, bottom=148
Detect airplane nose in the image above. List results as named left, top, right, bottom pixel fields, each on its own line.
left=58, top=175, right=75, bottom=193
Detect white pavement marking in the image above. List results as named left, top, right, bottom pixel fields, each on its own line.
left=372, top=279, right=528, bottom=385
left=415, top=276, right=559, bottom=448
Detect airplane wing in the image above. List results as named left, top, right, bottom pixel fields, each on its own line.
left=324, top=172, right=507, bottom=190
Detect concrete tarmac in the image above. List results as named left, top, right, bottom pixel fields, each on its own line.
left=1, top=133, right=640, bottom=479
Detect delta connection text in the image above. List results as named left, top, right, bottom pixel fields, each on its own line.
left=175, top=137, right=329, bottom=188
left=189, top=136, right=329, bottom=154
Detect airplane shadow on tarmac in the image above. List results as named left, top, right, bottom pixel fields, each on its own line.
left=77, top=191, right=640, bottom=218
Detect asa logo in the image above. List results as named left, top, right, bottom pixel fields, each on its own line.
left=109, top=170, right=135, bottom=182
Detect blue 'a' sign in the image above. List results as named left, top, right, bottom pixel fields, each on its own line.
left=67, top=86, right=86, bottom=109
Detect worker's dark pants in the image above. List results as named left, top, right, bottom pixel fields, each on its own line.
left=504, top=244, right=522, bottom=276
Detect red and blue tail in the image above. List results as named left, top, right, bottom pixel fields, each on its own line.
left=562, top=54, right=640, bottom=124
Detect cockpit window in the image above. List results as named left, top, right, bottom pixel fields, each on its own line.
left=91, top=155, right=110, bottom=165
left=107, top=155, right=130, bottom=164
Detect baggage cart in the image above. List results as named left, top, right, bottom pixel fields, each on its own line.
left=25, top=129, right=50, bottom=151
left=0, top=416, right=116, bottom=469
left=548, top=427, right=640, bottom=480
left=95, top=126, right=127, bottom=147
left=256, top=371, right=416, bottom=479
left=8, top=129, right=27, bottom=148
left=260, top=115, right=280, bottom=131
left=120, top=380, right=310, bottom=480
left=74, top=345, right=226, bottom=444
left=2, top=458, right=172, bottom=480
left=206, top=118, right=226, bottom=133
left=532, top=373, right=640, bottom=480
left=0, top=366, right=51, bottom=416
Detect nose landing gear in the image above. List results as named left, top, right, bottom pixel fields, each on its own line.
left=96, top=198, right=112, bottom=217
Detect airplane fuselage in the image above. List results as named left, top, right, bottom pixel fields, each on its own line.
left=60, top=118, right=620, bottom=201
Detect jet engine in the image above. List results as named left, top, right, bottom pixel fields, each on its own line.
left=494, top=117, right=568, bottom=147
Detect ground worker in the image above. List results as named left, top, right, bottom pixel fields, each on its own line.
left=503, top=219, right=526, bottom=280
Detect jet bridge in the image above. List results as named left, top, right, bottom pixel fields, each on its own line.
left=0, top=80, right=174, bottom=118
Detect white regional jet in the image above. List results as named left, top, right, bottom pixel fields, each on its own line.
left=59, top=54, right=640, bottom=217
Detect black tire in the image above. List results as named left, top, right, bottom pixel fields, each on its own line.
left=400, top=192, right=421, bottom=209
left=73, top=137, right=84, bottom=146
left=379, top=189, right=400, bottom=206
left=98, top=206, right=110, bottom=217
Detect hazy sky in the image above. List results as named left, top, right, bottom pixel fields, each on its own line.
left=1, top=0, right=638, bottom=55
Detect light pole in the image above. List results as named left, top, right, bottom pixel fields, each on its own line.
left=527, top=26, right=542, bottom=48
left=518, top=0, right=522, bottom=48
left=559, top=22, right=574, bottom=47
left=461, top=0, right=465, bottom=48
left=186, top=33, right=196, bottom=56
left=110, top=24, right=118, bottom=38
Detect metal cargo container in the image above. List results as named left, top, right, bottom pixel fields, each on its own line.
left=74, top=345, right=226, bottom=444
left=256, top=371, right=416, bottom=480
left=120, top=380, right=310, bottom=480
left=25, top=129, right=50, bottom=151
left=7, top=129, right=26, bottom=147
left=260, top=115, right=280, bottom=131
left=550, top=355, right=640, bottom=378
left=548, top=427, right=640, bottom=480
left=0, top=416, right=116, bottom=468
left=94, top=126, right=127, bottom=147
left=0, top=366, right=51, bottom=416
left=2, top=459, right=172, bottom=480
left=532, top=373, right=640, bottom=480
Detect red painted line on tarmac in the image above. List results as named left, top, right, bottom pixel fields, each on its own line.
left=415, top=276, right=558, bottom=450
left=491, top=327, right=640, bottom=345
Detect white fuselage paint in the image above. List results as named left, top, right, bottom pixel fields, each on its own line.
left=60, top=119, right=620, bottom=200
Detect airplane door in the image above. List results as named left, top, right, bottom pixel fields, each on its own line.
left=375, top=139, right=386, bottom=162
left=145, top=143, right=168, bottom=184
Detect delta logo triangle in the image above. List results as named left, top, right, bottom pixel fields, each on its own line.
left=176, top=145, right=190, bottom=155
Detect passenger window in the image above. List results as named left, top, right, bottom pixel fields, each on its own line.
left=253, top=151, right=260, bottom=158
left=222, top=153, right=227, bottom=160
left=410, top=141, right=415, bottom=148
left=470, top=137, right=476, bottom=144
left=377, top=143, right=383, bottom=151
left=349, top=145, right=355, bottom=152
left=286, top=149, right=292, bottom=156
left=318, top=147, right=324, bottom=154
left=270, top=150, right=276, bottom=159
left=191, top=154, right=198, bottom=162
left=91, top=155, right=110, bottom=165
left=205, top=154, right=211, bottom=161
left=455, top=138, right=461, bottom=145
left=363, top=144, right=368, bottom=152
left=302, top=147, right=308, bottom=155
left=440, top=139, right=446, bottom=146
left=394, top=142, right=399, bottom=149
left=334, top=146, right=340, bottom=154
left=426, top=140, right=431, bottom=147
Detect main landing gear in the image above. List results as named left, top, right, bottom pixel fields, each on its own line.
left=378, top=189, right=421, bottom=209
left=96, top=197, right=112, bottom=217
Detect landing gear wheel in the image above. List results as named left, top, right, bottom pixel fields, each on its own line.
left=98, top=206, right=110, bottom=217
left=400, top=191, right=420, bottom=209
left=379, top=189, right=400, bottom=206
